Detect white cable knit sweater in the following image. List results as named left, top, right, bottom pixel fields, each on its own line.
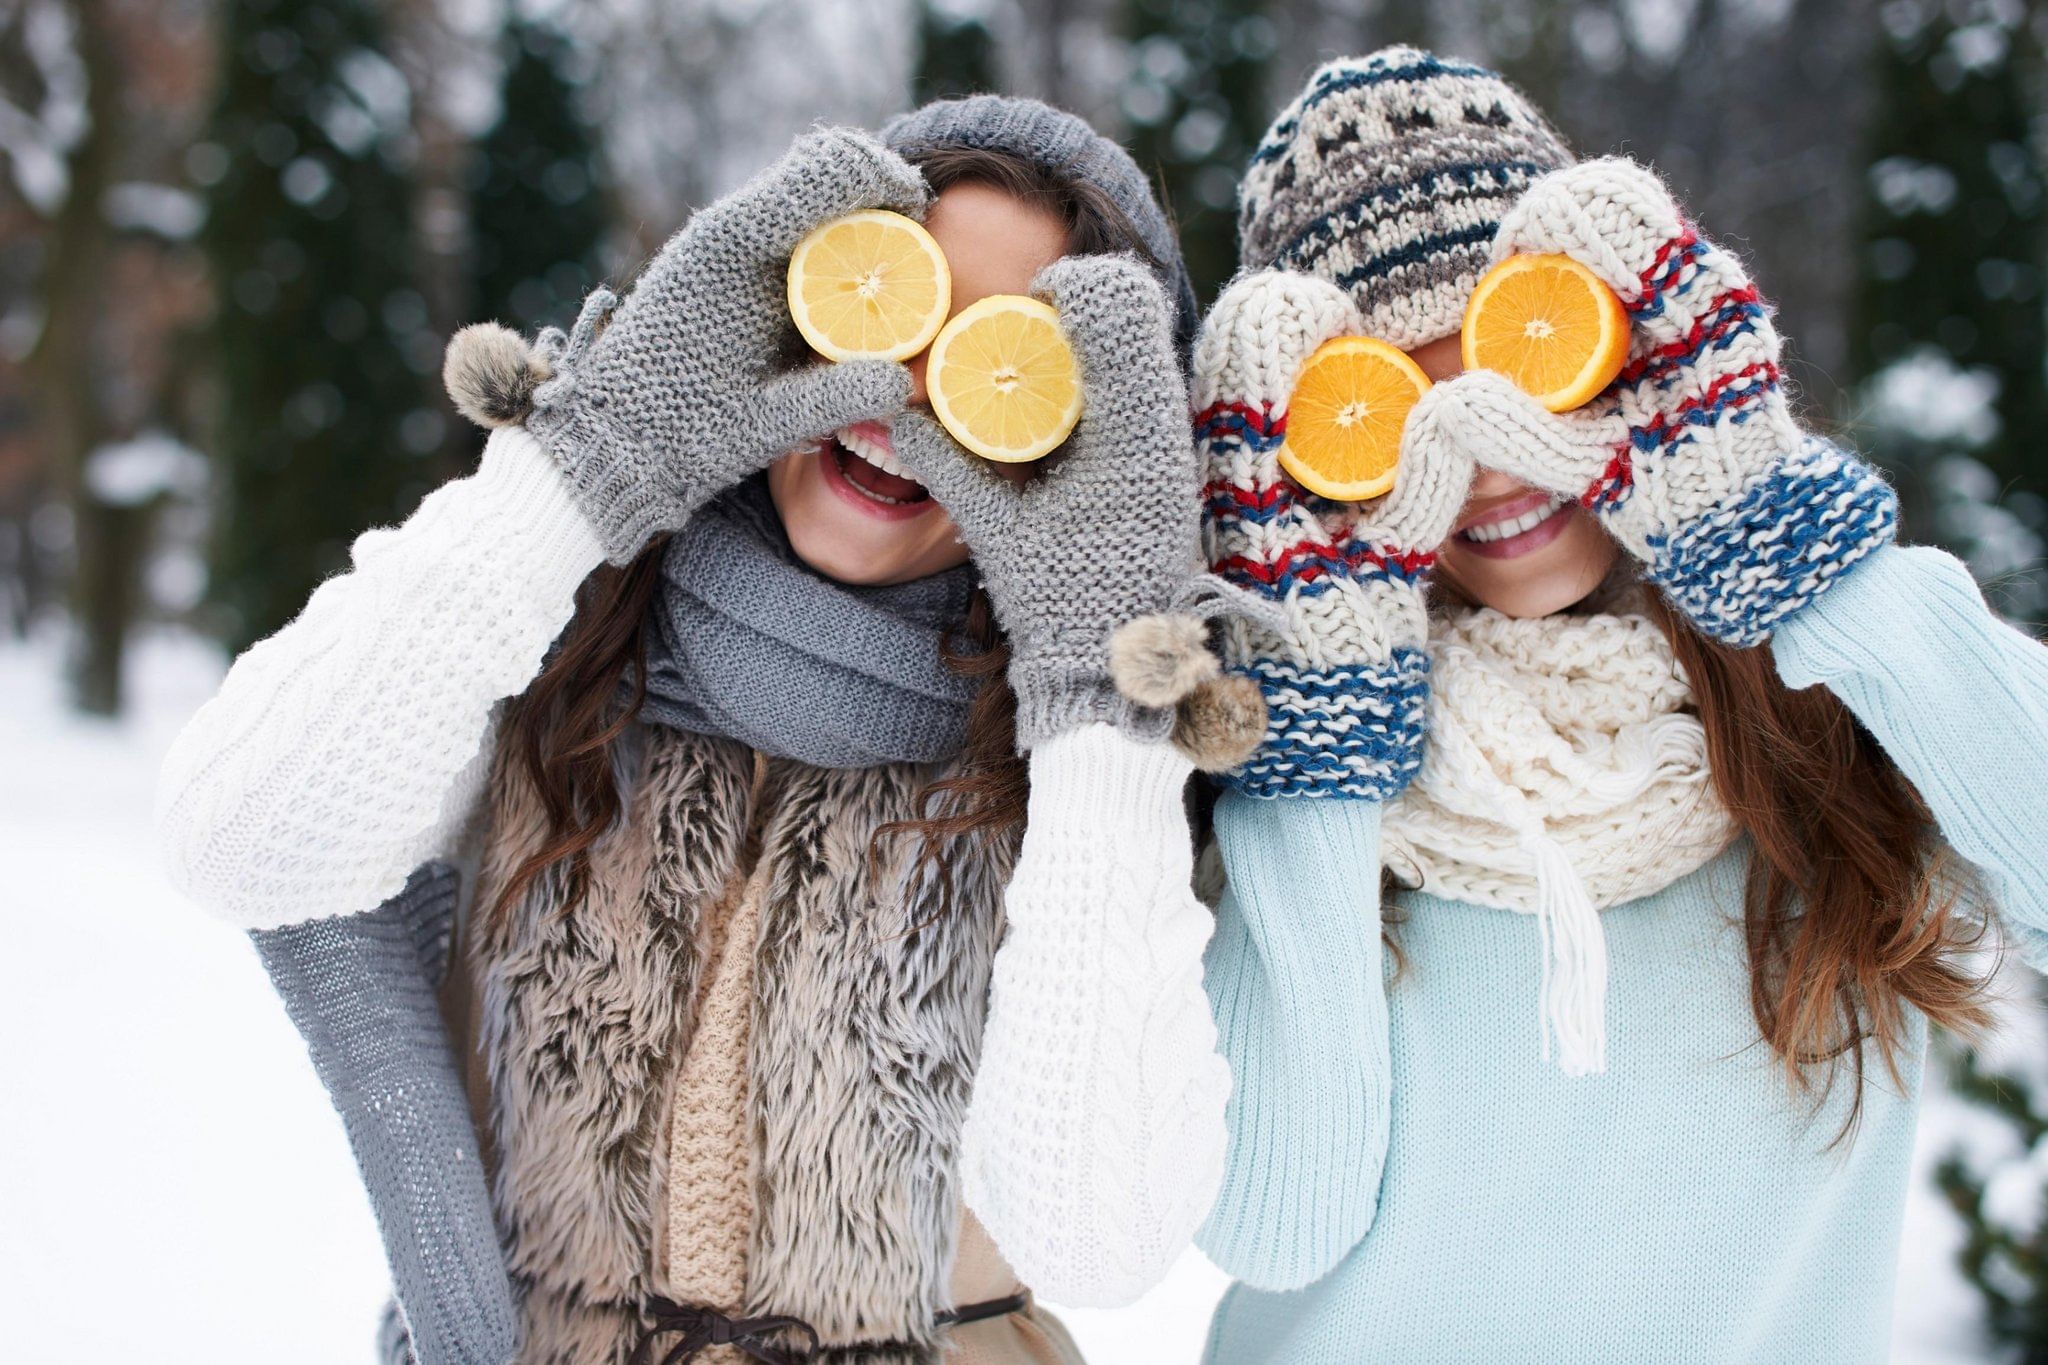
left=155, top=427, right=1228, bottom=1307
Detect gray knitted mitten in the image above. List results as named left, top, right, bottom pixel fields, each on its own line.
left=891, top=254, right=1203, bottom=751
left=251, top=864, right=516, bottom=1365
left=526, top=128, right=926, bottom=563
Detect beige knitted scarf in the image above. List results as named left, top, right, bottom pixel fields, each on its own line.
left=1381, top=602, right=1738, bottom=1076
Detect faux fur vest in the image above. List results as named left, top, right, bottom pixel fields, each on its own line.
left=470, top=723, right=1018, bottom=1364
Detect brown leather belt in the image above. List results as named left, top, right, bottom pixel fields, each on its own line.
left=631, top=1290, right=1033, bottom=1364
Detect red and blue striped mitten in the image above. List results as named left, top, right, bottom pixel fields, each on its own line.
left=1194, top=271, right=1471, bottom=800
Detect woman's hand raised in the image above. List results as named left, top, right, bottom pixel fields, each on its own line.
left=522, top=128, right=928, bottom=564
left=891, top=253, right=1204, bottom=751
left=1412, top=157, right=1898, bottom=647
left=1195, top=269, right=1470, bottom=800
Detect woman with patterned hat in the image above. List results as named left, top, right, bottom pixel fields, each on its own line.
left=156, top=99, right=1234, bottom=1363
left=1192, top=46, right=2048, bottom=1361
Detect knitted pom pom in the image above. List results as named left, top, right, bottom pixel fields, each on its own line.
left=1173, top=674, right=1267, bottom=773
left=1110, top=613, right=1219, bottom=708
left=444, top=322, right=551, bottom=429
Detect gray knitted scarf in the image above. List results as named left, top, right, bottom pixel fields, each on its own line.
left=639, top=475, right=981, bottom=768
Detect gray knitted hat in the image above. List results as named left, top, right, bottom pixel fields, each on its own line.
left=1239, top=47, right=1575, bottom=350
left=882, top=94, right=1198, bottom=357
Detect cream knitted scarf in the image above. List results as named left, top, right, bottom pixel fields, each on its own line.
left=1381, top=602, right=1738, bottom=1076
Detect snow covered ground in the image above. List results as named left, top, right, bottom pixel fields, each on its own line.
left=0, top=629, right=2025, bottom=1362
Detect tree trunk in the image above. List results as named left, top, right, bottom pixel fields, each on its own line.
left=25, top=0, right=148, bottom=715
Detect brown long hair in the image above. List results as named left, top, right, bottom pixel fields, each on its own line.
left=1642, top=591, right=1991, bottom=1129
left=490, top=141, right=1168, bottom=923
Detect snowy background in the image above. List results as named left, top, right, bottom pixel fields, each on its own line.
left=4, top=0, right=2047, bottom=1358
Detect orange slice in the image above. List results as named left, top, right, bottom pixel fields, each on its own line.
left=1461, top=253, right=1630, bottom=412
left=787, top=210, right=952, bottom=362
left=925, top=294, right=1083, bottom=463
left=1279, top=337, right=1431, bottom=501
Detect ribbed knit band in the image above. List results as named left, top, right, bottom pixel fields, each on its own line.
left=1011, top=664, right=1174, bottom=753
left=251, top=865, right=518, bottom=1364
left=523, top=386, right=674, bottom=566
left=1239, top=47, right=1574, bottom=349
left=1229, top=649, right=1431, bottom=800
left=1647, top=437, right=1898, bottom=648
left=882, top=94, right=1200, bottom=358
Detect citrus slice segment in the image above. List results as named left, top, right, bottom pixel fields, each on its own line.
left=925, top=294, right=1083, bottom=464
left=787, top=209, right=952, bottom=362
left=1460, top=252, right=1630, bottom=412
left=1279, top=336, right=1431, bottom=501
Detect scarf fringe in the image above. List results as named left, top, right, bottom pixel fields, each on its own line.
left=1383, top=605, right=1737, bottom=1076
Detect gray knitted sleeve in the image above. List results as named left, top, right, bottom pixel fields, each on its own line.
left=251, top=865, right=516, bottom=1365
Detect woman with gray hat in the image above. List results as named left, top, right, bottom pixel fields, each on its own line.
left=156, top=98, right=1234, bottom=1363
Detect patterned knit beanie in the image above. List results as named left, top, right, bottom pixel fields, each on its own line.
left=1239, top=47, right=1575, bottom=350
left=882, top=94, right=1199, bottom=358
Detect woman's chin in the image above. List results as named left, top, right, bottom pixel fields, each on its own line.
left=766, top=447, right=969, bottom=587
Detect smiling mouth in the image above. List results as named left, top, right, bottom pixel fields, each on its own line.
left=815, top=423, right=938, bottom=520
left=1452, top=491, right=1573, bottom=559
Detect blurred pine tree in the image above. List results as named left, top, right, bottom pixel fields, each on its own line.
left=1851, top=0, right=2046, bottom=616
left=468, top=18, right=611, bottom=336
left=1119, top=0, right=1276, bottom=302
left=200, top=0, right=427, bottom=652
left=1936, top=1046, right=2048, bottom=1356
left=914, top=1, right=999, bottom=102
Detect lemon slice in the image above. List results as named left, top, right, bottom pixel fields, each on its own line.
left=1461, top=253, right=1630, bottom=412
left=787, top=210, right=952, bottom=362
left=1280, top=336, right=1431, bottom=501
left=926, top=294, right=1083, bottom=463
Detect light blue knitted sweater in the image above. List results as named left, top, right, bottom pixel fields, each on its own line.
left=1198, top=546, right=2048, bottom=1364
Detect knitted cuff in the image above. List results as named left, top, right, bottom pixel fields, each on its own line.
left=1011, top=664, right=1175, bottom=753
left=1227, top=647, right=1431, bottom=800
left=1648, top=438, right=1898, bottom=648
left=524, top=397, right=677, bottom=566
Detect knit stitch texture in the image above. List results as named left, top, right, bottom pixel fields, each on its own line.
left=1237, top=47, right=1574, bottom=349
left=1419, top=157, right=1898, bottom=645
left=1198, top=545, right=2048, bottom=1361
left=158, top=423, right=1230, bottom=1339
left=251, top=865, right=517, bottom=1365
left=890, top=255, right=1202, bottom=751
left=523, top=128, right=923, bottom=564
left=1193, top=270, right=1469, bottom=799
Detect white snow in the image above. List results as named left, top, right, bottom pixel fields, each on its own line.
left=1864, top=349, right=2002, bottom=449
left=0, top=627, right=2025, bottom=1360
left=83, top=430, right=208, bottom=508
left=104, top=181, right=206, bottom=240
left=0, top=0, right=88, bottom=214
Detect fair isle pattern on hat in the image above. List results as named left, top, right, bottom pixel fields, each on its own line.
left=1238, top=48, right=1575, bottom=350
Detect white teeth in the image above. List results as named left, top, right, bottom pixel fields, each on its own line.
left=1462, top=496, right=1565, bottom=543
left=836, top=425, right=916, bottom=481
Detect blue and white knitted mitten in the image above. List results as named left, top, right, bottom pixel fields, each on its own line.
left=1195, top=270, right=1471, bottom=800
left=1418, top=157, right=1898, bottom=647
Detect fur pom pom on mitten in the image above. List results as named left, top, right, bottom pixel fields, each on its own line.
left=1110, top=613, right=1269, bottom=773
left=444, top=323, right=553, bottom=429
left=444, top=128, right=926, bottom=566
